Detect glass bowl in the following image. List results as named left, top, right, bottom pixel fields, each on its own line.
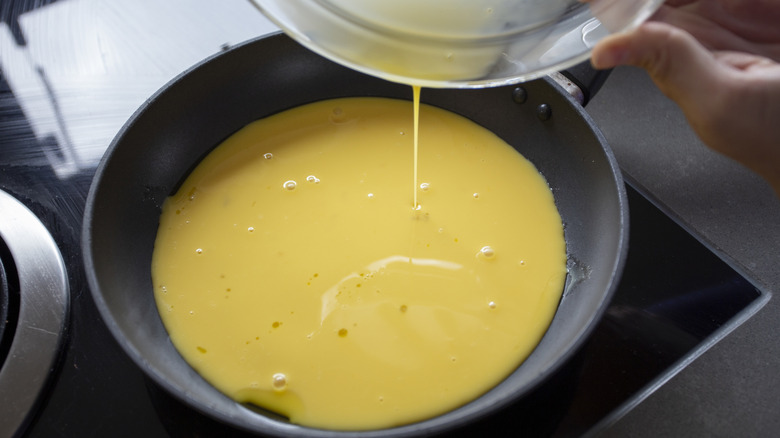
left=249, top=0, right=663, bottom=88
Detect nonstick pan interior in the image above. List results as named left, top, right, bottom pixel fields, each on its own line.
left=84, top=33, right=628, bottom=437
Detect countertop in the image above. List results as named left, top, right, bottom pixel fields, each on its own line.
left=1, top=0, right=778, bottom=436
left=587, top=67, right=780, bottom=437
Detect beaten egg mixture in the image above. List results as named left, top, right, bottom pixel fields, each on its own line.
left=151, top=97, right=566, bottom=430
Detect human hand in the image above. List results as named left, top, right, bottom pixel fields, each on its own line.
left=591, top=0, right=780, bottom=195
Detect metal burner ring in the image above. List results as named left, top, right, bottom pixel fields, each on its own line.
left=0, top=189, right=69, bottom=437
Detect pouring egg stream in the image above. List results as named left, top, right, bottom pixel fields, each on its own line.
left=151, top=85, right=567, bottom=429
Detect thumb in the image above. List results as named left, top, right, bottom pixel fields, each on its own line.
left=591, top=21, right=721, bottom=108
left=592, top=22, right=780, bottom=195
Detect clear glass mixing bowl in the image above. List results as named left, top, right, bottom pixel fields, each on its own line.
left=249, top=0, right=663, bottom=88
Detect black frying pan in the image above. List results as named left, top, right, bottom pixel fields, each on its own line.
left=83, top=33, right=628, bottom=437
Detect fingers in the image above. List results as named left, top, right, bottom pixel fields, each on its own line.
left=591, top=21, right=720, bottom=106
left=590, top=21, right=724, bottom=150
left=591, top=21, right=780, bottom=196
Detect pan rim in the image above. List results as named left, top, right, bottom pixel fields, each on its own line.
left=82, top=32, right=629, bottom=437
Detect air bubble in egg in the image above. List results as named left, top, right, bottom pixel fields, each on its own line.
left=272, top=373, right=288, bottom=391
left=478, top=246, right=495, bottom=259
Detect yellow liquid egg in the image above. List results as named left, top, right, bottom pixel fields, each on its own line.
left=151, top=97, right=567, bottom=430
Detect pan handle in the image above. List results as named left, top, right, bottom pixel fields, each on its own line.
left=557, top=61, right=612, bottom=107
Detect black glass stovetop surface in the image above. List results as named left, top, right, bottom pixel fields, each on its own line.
left=0, top=123, right=763, bottom=437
